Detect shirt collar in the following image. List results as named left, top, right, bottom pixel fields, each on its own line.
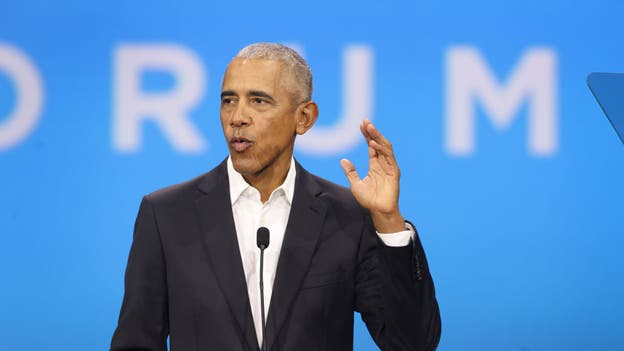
left=227, top=156, right=297, bottom=206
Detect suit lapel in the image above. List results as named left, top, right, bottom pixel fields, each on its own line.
left=265, top=163, right=328, bottom=350
left=194, top=161, right=259, bottom=351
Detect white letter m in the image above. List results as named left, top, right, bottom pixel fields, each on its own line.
left=446, top=47, right=557, bottom=156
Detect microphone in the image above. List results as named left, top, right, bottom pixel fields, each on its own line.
left=257, top=226, right=270, bottom=250
left=256, top=227, right=270, bottom=351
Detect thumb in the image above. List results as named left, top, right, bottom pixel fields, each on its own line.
left=340, top=158, right=360, bottom=186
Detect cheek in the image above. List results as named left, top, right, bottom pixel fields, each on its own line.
left=269, top=125, right=295, bottom=146
left=254, top=110, right=298, bottom=144
left=274, top=116, right=297, bottom=135
left=219, top=111, right=228, bottom=127
left=220, top=113, right=235, bottom=137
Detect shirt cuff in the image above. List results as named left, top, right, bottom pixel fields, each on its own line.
left=376, top=222, right=416, bottom=247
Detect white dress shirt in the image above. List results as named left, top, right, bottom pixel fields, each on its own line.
left=226, top=157, right=413, bottom=345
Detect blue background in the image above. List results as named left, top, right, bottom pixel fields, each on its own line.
left=1, top=0, right=623, bottom=350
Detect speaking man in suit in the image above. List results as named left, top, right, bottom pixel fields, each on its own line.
left=111, top=43, right=441, bottom=351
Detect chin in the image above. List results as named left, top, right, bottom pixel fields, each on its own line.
left=231, top=156, right=261, bottom=176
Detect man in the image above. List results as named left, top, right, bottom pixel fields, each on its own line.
left=111, top=43, right=440, bottom=351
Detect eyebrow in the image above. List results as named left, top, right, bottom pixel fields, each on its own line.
left=248, top=90, right=274, bottom=101
left=220, top=90, right=236, bottom=99
left=220, top=90, right=275, bottom=101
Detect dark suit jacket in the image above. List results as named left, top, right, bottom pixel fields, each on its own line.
left=111, top=160, right=441, bottom=351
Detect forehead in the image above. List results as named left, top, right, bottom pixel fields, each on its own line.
left=221, top=58, right=294, bottom=95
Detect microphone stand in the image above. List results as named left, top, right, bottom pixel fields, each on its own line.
left=260, top=244, right=267, bottom=351
left=256, top=227, right=270, bottom=351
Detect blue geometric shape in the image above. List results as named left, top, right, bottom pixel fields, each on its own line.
left=587, top=72, right=624, bottom=144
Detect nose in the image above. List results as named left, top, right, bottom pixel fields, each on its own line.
left=230, top=102, right=251, bottom=128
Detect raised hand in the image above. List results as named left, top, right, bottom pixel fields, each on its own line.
left=340, top=119, right=405, bottom=233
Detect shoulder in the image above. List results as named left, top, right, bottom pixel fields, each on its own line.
left=299, top=167, right=366, bottom=216
left=143, top=160, right=227, bottom=206
left=297, top=166, right=371, bottom=238
left=144, top=173, right=204, bottom=204
left=310, top=173, right=354, bottom=203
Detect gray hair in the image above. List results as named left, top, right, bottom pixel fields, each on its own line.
left=236, top=42, right=313, bottom=103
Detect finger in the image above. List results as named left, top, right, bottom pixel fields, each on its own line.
left=368, top=143, right=377, bottom=158
left=369, top=141, right=395, bottom=174
left=340, top=158, right=361, bottom=185
left=368, top=144, right=392, bottom=176
left=360, top=119, right=372, bottom=143
left=368, top=139, right=393, bottom=157
left=369, top=139, right=397, bottom=169
left=366, top=122, right=391, bottom=147
left=367, top=123, right=397, bottom=161
left=367, top=145, right=380, bottom=170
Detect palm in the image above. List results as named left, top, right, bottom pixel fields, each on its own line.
left=340, top=120, right=401, bottom=215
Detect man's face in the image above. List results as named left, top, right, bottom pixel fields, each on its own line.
left=220, top=58, right=301, bottom=179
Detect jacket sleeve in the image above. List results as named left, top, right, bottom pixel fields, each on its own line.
left=110, top=196, right=170, bottom=351
left=355, top=216, right=441, bottom=351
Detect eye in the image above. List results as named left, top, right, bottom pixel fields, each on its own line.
left=221, top=97, right=236, bottom=105
left=251, top=97, right=268, bottom=104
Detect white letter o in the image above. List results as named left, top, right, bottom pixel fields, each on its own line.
left=0, top=43, right=44, bottom=151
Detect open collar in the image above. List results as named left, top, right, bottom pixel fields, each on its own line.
left=227, top=156, right=296, bottom=205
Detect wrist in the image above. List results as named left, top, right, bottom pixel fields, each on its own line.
left=371, top=209, right=405, bottom=233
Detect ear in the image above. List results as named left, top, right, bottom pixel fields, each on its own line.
left=295, top=101, right=319, bottom=135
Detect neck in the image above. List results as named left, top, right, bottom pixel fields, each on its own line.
left=243, top=154, right=292, bottom=203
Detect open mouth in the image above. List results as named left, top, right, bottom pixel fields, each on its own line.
left=230, top=137, right=253, bottom=152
